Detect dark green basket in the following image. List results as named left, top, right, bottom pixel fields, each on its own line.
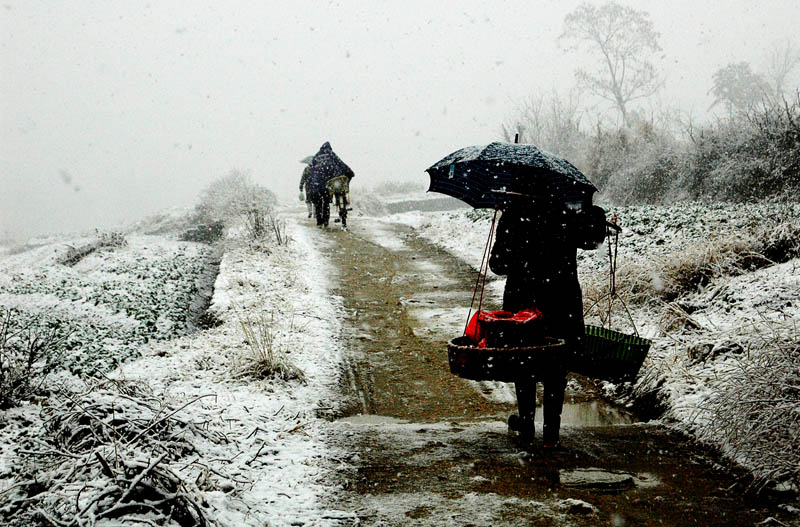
left=568, top=325, right=651, bottom=383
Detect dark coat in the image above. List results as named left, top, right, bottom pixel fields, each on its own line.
left=489, top=202, right=584, bottom=345
left=308, top=142, right=354, bottom=197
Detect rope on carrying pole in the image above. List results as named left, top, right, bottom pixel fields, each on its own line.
left=601, top=214, right=641, bottom=337
left=463, top=208, right=500, bottom=335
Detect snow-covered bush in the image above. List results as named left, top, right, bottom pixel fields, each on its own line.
left=504, top=90, right=799, bottom=204
left=590, top=118, right=682, bottom=204
left=671, top=95, right=800, bottom=202
left=192, top=170, right=277, bottom=229
left=1, top=239, right=219, bottom=376
left=0, top=308, right=69, bottom=409
left=693, top=329, right=800, bottom=491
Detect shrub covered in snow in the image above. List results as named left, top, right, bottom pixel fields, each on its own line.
left=693, top=331, right=800, bottom=491
left=503, top=90, right=800, bottom=204
left=0, top=237, right=219, bottom=378
left=599, top=95, right=800, bottom=204
left=191, top=170, right=276, bottom=236
left=0, top=308, right=70, bottom=409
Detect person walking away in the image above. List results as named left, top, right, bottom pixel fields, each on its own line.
left=309, top=141, right=354, bottom=227
left=489, top=196, right=604, bottom=448
left=299, top=164, right=314, bottom=218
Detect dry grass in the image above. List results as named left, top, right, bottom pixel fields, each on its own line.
left=235, top=312, right=304, bottom=382
left=691, top=323, right=800, bottom=491
left=583, top=215, right=800, bottom=314
left=658, top=236, right=771, bottom=301
left=266, top=213, right=289, bottom=246
left=242, top=208, right=290, bottom=250
left=2, top=379, right=227, bottom=526
left=581, top=261, right=655, bottom=335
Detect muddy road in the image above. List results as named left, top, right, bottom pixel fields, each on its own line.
left=303, top=216, right=791, bottom=526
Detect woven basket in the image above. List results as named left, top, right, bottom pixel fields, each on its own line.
left=569, top=325, right=651, bottom=383
left=326, top=175, right=350, bottom=193
left=447, top=335, right=565, bottom=382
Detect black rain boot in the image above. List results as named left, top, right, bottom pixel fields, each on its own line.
left=542, top=371, right=567, bottom=449
left=513, top=381, right=537, bottom=441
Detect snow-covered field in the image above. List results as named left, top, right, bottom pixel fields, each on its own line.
left=1, top=199, right=798, bottom=525
left=0, top=225, right=354, bottom=526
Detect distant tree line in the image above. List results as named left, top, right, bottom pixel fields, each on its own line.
left=502, top=1, right=800, bottom=204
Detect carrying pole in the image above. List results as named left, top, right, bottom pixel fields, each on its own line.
left=464, top=208, right=500, bottom=335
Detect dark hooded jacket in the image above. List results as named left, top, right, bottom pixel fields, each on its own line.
left=308, top=142, right=354, bottom=197
left=489, top=201, right=584, bottom=345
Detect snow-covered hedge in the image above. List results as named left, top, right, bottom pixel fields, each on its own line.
left=0, top=236, right=219, bottom=377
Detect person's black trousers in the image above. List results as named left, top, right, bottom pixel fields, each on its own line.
left=313, top=190, right=330, bottom=226
left=514, top=365, right=567, bottom=443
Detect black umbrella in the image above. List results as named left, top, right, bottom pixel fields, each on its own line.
left=426, top=141, right=597, bottom=208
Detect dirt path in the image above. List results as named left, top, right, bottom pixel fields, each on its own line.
left=303, top=216, right=791, bottom=526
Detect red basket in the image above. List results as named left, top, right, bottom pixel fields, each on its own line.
left=465, top=308, right=544, bottom=348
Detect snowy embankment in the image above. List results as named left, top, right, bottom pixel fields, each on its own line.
left=391, top=201, right=800, bottom=488
left=0, top=223, right=353, bottom=526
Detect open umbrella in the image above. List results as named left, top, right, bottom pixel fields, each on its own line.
left=426, top=141, right=597, bottom=208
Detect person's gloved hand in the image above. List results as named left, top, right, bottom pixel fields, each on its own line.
left=298, top=192, right=304, bottom=202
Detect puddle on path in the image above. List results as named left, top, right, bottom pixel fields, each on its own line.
left=338, top=414, right=409, bottom=425
left=336, top=399, right=633, bottom=428
left=544, top=400, right=636, bottom=426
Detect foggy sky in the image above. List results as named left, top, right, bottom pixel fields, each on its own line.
left=2, top=0, right=798, bottom=239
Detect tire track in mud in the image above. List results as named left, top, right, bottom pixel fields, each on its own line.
left=305, top=216, right=792, bottom=527
left=317, top=219, right=515, bottom=421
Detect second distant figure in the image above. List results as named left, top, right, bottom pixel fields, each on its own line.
left=299, top=163, right=314, bottom=218
left=308, top=141, right=354, bottom=228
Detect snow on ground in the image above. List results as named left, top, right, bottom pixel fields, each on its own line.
left=1, top=199, right=798, bottom=524
left=388, top=200, right=800, bottom=483
left=105, top=222, right=352, bottom=525
left=0, top=234, right=219, bottom=375
left=354, top=216, right=518, bottom=405
left=0, top=221, right=355, bottom=526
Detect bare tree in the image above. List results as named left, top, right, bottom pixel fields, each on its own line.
left=559, top=1, right=662, bottom=126
left=763, top=39, right=800, bottom=104
left=709, top=62, right=770, bottom=115
left=501, top=88, right=587, bottom=165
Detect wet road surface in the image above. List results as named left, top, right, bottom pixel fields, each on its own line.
left=302, top=215, right=793, bottom=526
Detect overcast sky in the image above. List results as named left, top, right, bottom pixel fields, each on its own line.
left=2, top=0, right=798, bottom=238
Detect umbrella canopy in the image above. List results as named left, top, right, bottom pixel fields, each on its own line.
left=426, top=142, right=596, bottom=208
